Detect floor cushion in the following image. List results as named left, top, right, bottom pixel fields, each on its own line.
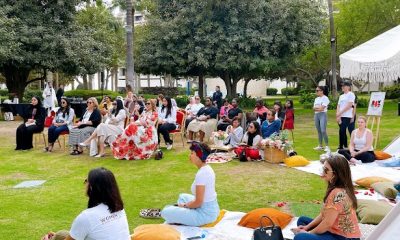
left=374, top=151, right=392, bottom=160
left=284, top=155, right=310, bottom=167
left=355, top=177, right=392, bottom=188
left=371, top=182, right=398, bottom=199
left=238, top=208, right=292, bottom=229
left=131, top=224, right=180, bottom=240
left=356, top=199, right=393, bottom=225
left=201, top=209, right=227, bottom=227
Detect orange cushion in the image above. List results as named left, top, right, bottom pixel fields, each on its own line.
left=202, top=210, right=227, bottom=227
left=355, top=177, right=393, bottom=188
left=374, top=151, right=392, bottom=160
left=238, top=208, right=292, bottom=229
left=131, top=224, right=180, bottom=240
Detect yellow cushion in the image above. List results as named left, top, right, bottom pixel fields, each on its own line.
left=374, top=151, right=392, bottom=160
left=238, top=208, right=292, bottom=229
left=284, top=155, right=310, bottom=167
left=355, top=177, right=393, bottom=188
left=131, top=224, right=180, bottom=240
left=202, top=209, right=227, bottom=227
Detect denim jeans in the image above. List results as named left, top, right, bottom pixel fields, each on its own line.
left=48, top=125, right=69, bottom=144
left=294, top=216, right=360, bottom=240
left=315, top=112, right=328, bottom=146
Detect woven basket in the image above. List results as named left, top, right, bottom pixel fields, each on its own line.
left=264, top=146, right=287, bottom=164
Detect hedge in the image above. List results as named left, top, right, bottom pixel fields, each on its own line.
left=266, top=88, right=278, bottom=95
left=383, top=85, right=400, bottom=99
left=139, top=87, right=178, bottom=96
left=281, top=87, right=299, bottom=96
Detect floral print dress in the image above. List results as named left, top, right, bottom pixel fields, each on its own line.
left=112, top=111, right=158, bottom=160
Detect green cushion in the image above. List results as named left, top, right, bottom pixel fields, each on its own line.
left=357, top=199, right=393, bottom=224
left=371, top=182, right=399, bottom=199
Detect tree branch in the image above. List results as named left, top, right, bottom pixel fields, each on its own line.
left=26, top=76, right=45, bottom=84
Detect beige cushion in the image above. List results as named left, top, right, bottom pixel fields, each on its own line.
left=355, top=177, right=392, bottom=188
left=356, top=199, right=393, bottom=224
left=131, top=224, right=180, bottom=240
left=371, top=182, right=398, bottom=199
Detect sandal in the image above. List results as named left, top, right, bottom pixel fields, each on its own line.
left=139, top=208, right=162, bottom=219
left=70, top=150, right=83, bottom=155
left=43, top=147, right=49, bottom=152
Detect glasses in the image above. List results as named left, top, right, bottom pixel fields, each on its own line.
left=248, top=125, right=254, bottom=129
left=315, top=89, right=322, bottom=92
left=145, top=102, right=151, bottom=105
left=322, top=167, right=334, bottom=175
left=112, top=103, right=117, bottom=105
left=87, top=101, right=93, bottom=104
left=61, top=101, right=67, bottom=104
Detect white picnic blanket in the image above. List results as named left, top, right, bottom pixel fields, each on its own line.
left=293, top=161, right=400, bottom=183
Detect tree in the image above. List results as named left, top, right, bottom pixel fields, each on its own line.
left=0, top=0, right=115, bottom=100
left=135, top=0, right=325, bottom=97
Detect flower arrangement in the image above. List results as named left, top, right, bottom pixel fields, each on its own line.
left=211, top=131, right=228, bottom=146
left=260, top=130, right=293, bottom=153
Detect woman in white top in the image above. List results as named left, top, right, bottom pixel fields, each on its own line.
left=161, top=142, right=220, bottom=226
left=336, top=81, right=356, bottom=149
left=80, top=99, right=126, bottom=157
left=157, top=97, right=177, bottom=150
left=238, top=121, right=262, bottom=161
left=185, top=96, right=204, bottom=129
left=313, top=86, right=330, bottom=151
left=41, top=167, right=130, bottom=240
left=338, top=116, right=375, bottom=164
left=223, top=116, right=243, bottom=147
left=46, top=97, right=75, bottom=152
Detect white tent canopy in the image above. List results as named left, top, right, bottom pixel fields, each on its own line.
left=340, top=25, right=400, bottom=82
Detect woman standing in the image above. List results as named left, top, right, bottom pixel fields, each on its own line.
left=157, top=97, right=177, bottom=150
left=46, top=97, right=75, bottom=152
left=68, top=97, right=101, bottom=155
left=283, top=99, right=294, bottom=132
left=336, top=81, right=356, bottom=149
left=15, top=96, right=46, bottom=150
left=313, top=86, right=330, bottom=151
left=338, top=116, right=375, bottom=164
left=224, top=117, right=244, bottom=147
left=112, top=99, right=159, bottom=160
left=79, top=99, right=126, bottom=157
left=292, top=155, right=361, bottom=240
left=161, top=142, right=219, bottom=226
left=41, top=167, right=130, bottom=240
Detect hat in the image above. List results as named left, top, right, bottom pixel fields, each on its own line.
left=341, top=81, right=352, bottom=87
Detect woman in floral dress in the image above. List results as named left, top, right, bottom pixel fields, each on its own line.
left=112, top=99, right=158, bottom=160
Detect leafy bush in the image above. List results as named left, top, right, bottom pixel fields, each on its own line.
left=266, top=88, right=278, bottom=95
left=0, top=89, right=8, bottom=96
left=356, top=98, right=368, bottom=108
left=383, top=85, right=400, bottom=99
left=64, top=90, right=121, bottom=100
left=175, top=95, right=190, bottom=108
left=23, top=89, right=43, bottom=103
left=281, top=87, right=299, bottom=96
left=177, top=87, right=198, bottom=95
left=139, top=87, right=178, bottom=96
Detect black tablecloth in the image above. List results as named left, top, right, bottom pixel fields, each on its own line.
left=70, top=102, right=87, bottom=118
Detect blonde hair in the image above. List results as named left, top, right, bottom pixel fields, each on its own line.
left=87, top=97, right=99, bottom=109
left=357, top=116, right=367, bottom=122
left=148, top=99, right=157, bottom=112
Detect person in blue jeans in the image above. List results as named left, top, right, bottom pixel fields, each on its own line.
left=46, top=97, right=75, bottom=152
left=161, top=142, right=220, bottom=226
left=261, top=109, right=281, bottom=138
left=292, top=155, right=361, bottom=240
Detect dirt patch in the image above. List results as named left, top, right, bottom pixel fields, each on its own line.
left=0, top=121, right=21, bottom=136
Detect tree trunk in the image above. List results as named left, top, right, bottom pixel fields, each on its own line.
left=198, top=73, right=204, bottom=97
left=89, top=75, right=93, bottom=90
left=147, top=74, right=151, bottom=87
left=243, top=78, right=251, bottom=98
left=328, top=0, right=337, bottom=98
left=3, top=64, right=30, bottom=101
left=222, top=72, right=232, bottom=98
left=125, top=0, right=135, bottom=92
left=83, top=74, right=88, bottom=89
left=113, top=66, right=119, bottom=91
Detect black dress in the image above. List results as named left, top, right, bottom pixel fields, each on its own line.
left=16, top=105, right=46, bottom=150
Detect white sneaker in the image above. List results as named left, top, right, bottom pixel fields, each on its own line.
left=166, top=143, right=173, bottom=150
left=324, top=146, right=330, bottom=152
left=313, top=146, right=323, bottom=151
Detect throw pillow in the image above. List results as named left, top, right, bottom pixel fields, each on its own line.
left=374, top=151, right=392, bottom=160
left=131, top=224, right=180, bottom=240
left=357, top=199, right=393, bottom=224
left=202, top=209, right=227, bottom=227
left=284, top=155, right=310, bottom=167
left=355, top=177, right=392, bottom=188
left=371, top=182, right=398, bottom=199
left=238, top=208, right=292, bottom=229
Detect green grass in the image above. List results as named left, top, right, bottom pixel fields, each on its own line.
left=0, top=100, right=398, bottom=239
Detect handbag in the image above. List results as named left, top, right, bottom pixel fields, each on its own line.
left=154, top=149, right=163, bottom=160
left=4, top=112, right=14, bottom=121
left=253, top=215, right=284, bottom=240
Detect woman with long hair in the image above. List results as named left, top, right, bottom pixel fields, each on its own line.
left=161, top=142, right=220, bottom=226
left=217, top=98, right=243, bottom=131
left=235, top=121, right=262, bottom=161
left=80, top=99, right=126, bottom=157
left=224, top=116, right=243, bottom=147
left=41, top=167, right=130, bottom=240
left=68, top=97, right=101, bottom=155
left=292, top=155, right=361, bottom=240
left=112, top=99, right=159, bottom=160
left=157, top=97, right=177, bottom=150
left=15, top=96, right=46, bottom=150
left=313, top=86, right=330, bottom=151
left=46, top=97, right=75, bottom=152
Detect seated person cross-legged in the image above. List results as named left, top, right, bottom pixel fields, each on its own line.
left=79, top=99, right=126, bottom=157
left=187, top=96, right=219, bottom=143
left=292, top=154, right=361, bottom=240
left=338, top=116, right=375, bottom=164
left=261, top=109, right=281, bottom=138
left=161, top=142, right=220, bottom=226
left=223, top=117, right=243, bottom=147
left=217, top=98, right=243, bottom=131
left=235, top=121, right=262, bottom=161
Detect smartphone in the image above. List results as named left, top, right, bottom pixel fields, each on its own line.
left=104, top=103, right=107, bottom=110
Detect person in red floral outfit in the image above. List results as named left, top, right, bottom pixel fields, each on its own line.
left=112, top=99, right=158, bottom=160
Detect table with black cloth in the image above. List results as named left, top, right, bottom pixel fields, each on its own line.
left=1, top=103, right=31, bottom=117
left=70, top=102, right=87, bottom=119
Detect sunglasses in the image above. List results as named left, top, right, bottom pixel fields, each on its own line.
left=112, top=103, right=117, bottom=105
left=61, top=101, right=67, bottom=104
left=145, top=102, right=151, bottom=105
left=322, top=167, right=334, bottom=175
left=87, top=101, right=93, bottom=104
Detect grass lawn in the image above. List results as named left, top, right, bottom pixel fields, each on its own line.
left=0, top=99, right=398, bottom=239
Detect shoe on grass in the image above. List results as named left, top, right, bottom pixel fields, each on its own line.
left=313, top=146, right=323, bottom=151
left=166, top=143, right=173, bottom=150
left=324, top=146, right=330, bottom=152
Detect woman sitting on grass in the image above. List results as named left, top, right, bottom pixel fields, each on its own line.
left=41, top=167, right=130, bottom=240
left=161, top=142, right=220, bottom=226
left=235, top=121, right=262, bottom=161
left=338, top=116, right=375, bottom=164
left=223, top=116, right=243, bottom=147
left=292, top=154, right=361, bottom=240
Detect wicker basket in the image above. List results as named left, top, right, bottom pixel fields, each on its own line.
left=264, top=146, right=287, bottom=163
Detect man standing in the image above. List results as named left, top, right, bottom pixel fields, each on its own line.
left=336, top=81, right=355, bottom=149
left=212, top=86, right=223, bottom=110
left=56, top=84, right=64, bottom=106
left=42, top=81, right=57, bottom=114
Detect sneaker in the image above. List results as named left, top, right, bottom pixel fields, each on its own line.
left=166, top=143, right=173, bottom=150
left=313, top=146, right=323, bottom=151
left=324, top=146, right=330, bottom=152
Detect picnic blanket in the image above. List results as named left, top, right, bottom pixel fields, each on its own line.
left=206, top=152, right=235, bottom=164
left=170, top=210, right=375, bottom=240
left=292, top=161, right=400, bottom=183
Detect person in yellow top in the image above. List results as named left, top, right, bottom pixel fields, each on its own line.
left=99, top=96, right=113, bottom=116
left=292, top=154, right=361, bottom=240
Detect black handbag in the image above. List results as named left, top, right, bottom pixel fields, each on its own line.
left=253, top=215, right=284, bottom=240
left=154, top=149, right=163, bottom=160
